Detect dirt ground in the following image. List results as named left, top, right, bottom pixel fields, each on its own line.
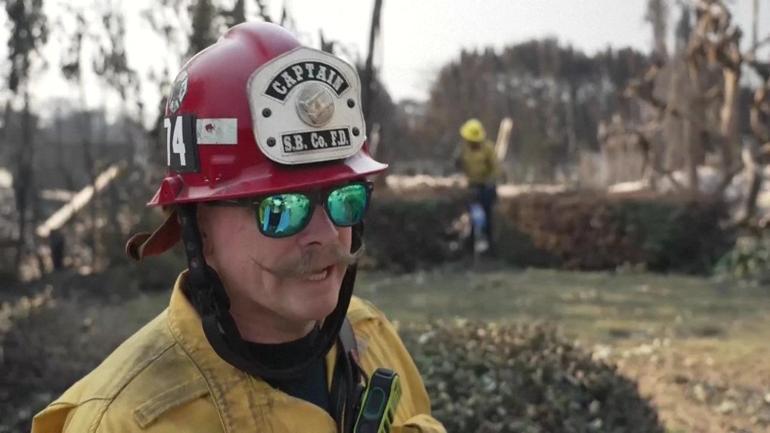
left=3, top=263, right=770, bottom=433
left=616, top=339, right=770, bottom=433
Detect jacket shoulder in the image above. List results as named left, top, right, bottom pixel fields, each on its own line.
left=345, top=297, right=443, bottom=433
left=347, top=296, right=385, bottom=325
left=32, top=310, right=213, bottom=433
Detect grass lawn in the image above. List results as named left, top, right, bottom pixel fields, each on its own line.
left=357, top=266, right=770, bottom=343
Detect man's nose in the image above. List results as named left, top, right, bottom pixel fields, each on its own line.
left=297, top=205, right=338, bottom=246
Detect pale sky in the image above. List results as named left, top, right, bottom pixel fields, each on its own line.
left=286, top=0, right=655, bottom=100
left=4, top=0, right=770, bottom=120
left=280, top=0, right=770, bottom=101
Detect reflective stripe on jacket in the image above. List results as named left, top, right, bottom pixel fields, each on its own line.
left=31, top=273, right=445, bottom=433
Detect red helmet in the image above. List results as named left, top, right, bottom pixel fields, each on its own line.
left=127, top=22, right=386, bottom=259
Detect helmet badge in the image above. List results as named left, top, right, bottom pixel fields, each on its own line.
left=168, top=71, right=189, bottom=113
left=249, top=47, right=366, bottom=165
left=296, top=83, right=335, bottom=127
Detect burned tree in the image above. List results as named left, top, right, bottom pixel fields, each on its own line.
left=4, top=0, right=49, bottom=279
left=646, top=0, right=669, bottom=62
left=687, top=0, right=743, bottom=190
left=618, top=0, right=770, bottom=212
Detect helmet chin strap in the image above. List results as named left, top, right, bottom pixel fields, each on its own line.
left=178, top=204, right=360, bottom=381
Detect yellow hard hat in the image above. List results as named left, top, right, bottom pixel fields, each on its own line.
left=460, top=118, right=486, bottom=143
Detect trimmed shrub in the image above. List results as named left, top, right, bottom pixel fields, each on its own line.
left=365, top=188, right=467, bottom=271
left=498, top=192, right=732, bottom=273
left=1, top=298, right=140, bottom=432
left=715, top=234, right=770, bottom=283
left=400, top=320, right=664, bottom=433
left=366, top=187, right=733, bottom=274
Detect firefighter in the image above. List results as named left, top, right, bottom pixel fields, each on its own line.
left=32, top=22, right=444, bottom=433
left=457, top=118, right=499, bottom=253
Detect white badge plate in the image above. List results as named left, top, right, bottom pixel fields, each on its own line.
left=248, top=47, right=366, bottom=165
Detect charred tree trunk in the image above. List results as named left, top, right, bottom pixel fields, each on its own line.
left=12, top=89, right=36, bottom=277
left=362, top=0, right=383, bottom=133
left=79, top=103, right=98, bottom=267
left=55, top=108, right=76, bottom=190
left=646, top=0, right=669, bottom=61
left=742, top=142, right=762, bottom=223
left=565, top=84, right=578, bottom=164
left=719, top=66, right=740, bottom=186
left=684, top=61, right=701, bottom=195
left=752, top=0, right=759, bottom=49
left=86, top=150, right=98, bottom=265
left=745, top=81, right=770, bottom=223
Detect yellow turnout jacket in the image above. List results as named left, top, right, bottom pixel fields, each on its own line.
left=459, top=140, right=499, bottom=185
left=31, top=273, right=445, bottom=433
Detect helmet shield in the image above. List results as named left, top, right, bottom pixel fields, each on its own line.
left=248, top=47, right=366, bottom=165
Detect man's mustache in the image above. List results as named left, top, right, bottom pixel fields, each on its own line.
left=257, top=242, right=365, bottom=278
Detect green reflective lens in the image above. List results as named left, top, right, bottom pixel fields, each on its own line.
left=327, top=183, right=369, bottom=226
left=252, top=182, right=370, bottom=238
left=257, top=193, right=311, bottom=237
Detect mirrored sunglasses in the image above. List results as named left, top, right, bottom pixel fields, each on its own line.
left=209, top=181, right=372, bottom=238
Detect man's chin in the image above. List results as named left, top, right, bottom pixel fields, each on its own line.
left=284, top=283, right=338, bottom=316
left=291, top=302, right=338, bottom=323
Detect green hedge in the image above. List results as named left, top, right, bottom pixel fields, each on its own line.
left=364, top=189, right=467, bottom=272
left=400, top=321, right=664, bottom=433
left=365, top=189, right=733, bottom=274
left=715, top=235, right=770, bottom=283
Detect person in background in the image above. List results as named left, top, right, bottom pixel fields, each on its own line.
left=456, top=118, right=499, bottom=254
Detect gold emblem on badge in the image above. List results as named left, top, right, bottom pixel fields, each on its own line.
left=295, top=83, right=335, bottom=127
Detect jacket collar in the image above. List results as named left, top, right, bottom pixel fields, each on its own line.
left=166, top=272, right=277, bottom=432
left=166, top=272, right=338, bottom=432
